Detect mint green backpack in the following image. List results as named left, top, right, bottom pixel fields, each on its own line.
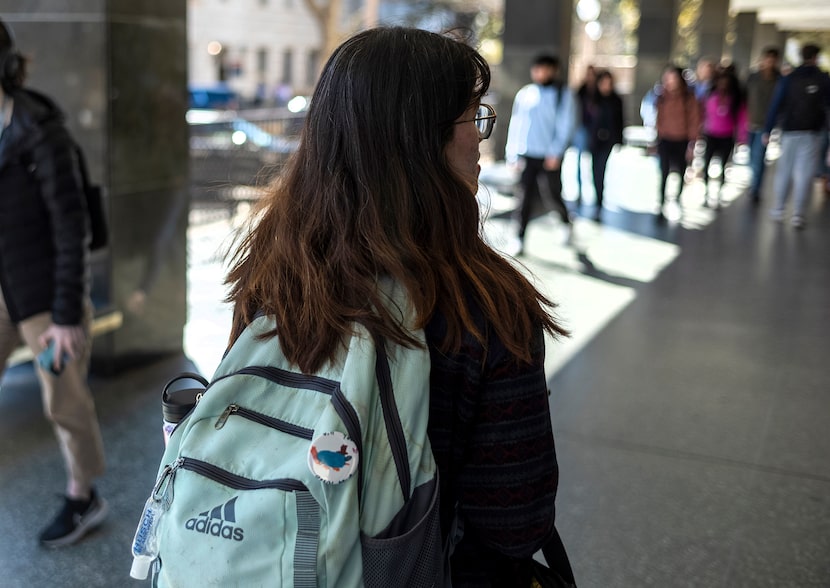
left=132, top=285, right=446, bottom=587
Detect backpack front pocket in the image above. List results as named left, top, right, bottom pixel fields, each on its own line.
left=156, top=459, right=321, bottom=588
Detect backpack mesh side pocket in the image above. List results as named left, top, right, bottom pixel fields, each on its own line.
left=360, top=478, right=443, bottom=587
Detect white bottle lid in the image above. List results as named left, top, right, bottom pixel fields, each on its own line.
left=130, top=555, right=152, bottom=580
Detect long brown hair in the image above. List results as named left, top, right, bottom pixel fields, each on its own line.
left=226, top=27, right=566, bottom=373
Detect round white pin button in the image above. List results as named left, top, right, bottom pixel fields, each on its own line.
left=308, top=431, right=359, bottom=484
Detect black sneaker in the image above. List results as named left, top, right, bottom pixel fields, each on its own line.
left=39, top=489, right=109, bottom=547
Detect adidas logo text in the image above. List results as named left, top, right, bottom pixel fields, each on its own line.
left=184, top=497, right=245, bottom=542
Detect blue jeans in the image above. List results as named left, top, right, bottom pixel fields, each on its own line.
left=772, top=131, right=822, bottom=217
left=747, top=130, right=767, bottom=195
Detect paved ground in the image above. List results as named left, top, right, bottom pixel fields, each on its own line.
left=1, top=145, right=828, bottom=587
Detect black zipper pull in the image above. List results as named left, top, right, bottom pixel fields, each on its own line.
left=215, top=404, right=238, bottom=429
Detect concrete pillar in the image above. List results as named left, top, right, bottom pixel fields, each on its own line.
left=494, top=0, right=574, bottom=160
left=3, top=2, right=189, bottom=370
left=752, top=22, right=787, bottom=68
left=730, top=12, right=757, bottom=78
left=633, top=0, right=679, bottom=125
left=697, top=0, right=730, bottom=63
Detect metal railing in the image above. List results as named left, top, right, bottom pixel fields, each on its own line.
left=189, top=107, right=305, bottom=213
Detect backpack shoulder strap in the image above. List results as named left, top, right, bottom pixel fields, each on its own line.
left=373, top=335, right=411, bottom=502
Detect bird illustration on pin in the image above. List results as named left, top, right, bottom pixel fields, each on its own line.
left=308, top=431, right=358, bottom=483
left=310, top=444, right=352, bottom=471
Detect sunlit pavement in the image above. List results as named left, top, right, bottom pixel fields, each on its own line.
left=479, top=145, right=753, bottom=377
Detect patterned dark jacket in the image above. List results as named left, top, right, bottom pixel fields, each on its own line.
left=0, top=88, right=88, bottom=324
left=426, top=293, right=560, bottom=587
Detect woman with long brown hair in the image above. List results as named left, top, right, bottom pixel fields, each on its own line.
left=225, top=27, right=572, bottom=586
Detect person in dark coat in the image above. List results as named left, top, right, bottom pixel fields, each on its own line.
left=744, top=47, right=780, bottom=202
left=587, top=70, right=624, bottom=221
left=0, top=19, right=107, bottom=547
left=574, top=64, right=597, bottom=205
left=763, top=43, right=830, bottom=230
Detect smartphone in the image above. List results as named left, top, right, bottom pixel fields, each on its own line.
left=37, top=341, right=71, bottom=376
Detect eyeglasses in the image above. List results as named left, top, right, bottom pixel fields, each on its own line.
left=455, top=103, right=497, bottom=140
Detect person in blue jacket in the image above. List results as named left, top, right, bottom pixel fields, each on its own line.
left=506, top=55, right=576, bottom=255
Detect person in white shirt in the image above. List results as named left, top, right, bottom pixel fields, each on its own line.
left=506, top=55, right=576, bottom=255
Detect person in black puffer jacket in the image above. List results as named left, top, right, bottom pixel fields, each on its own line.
left=0, top=19, right=107, bottom=547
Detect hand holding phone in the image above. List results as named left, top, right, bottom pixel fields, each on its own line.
left=37, top=341, right=71, bottom=376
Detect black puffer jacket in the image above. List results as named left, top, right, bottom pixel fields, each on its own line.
left=0, top=88, right=89, bottom=325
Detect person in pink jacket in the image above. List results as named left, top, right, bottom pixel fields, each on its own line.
left=701, top=68, right=747, bottom=207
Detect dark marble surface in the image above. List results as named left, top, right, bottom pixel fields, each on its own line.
left=3, top=3, right=188, bottom=363
left=107, top=6, right=188, bottom=359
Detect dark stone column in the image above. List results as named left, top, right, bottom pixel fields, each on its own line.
left=752, top=22, right=787, bottom=66
left=730, top=12, right=757, bottom=78
left=697, top=0, right=730, bottom=63
left=495, top=0, right=574, bottom=159
left=2, top=1, right=189, bottom=369
left=632, top=0, right=679, bottom=125
left=106, top=2, right=189, bottom=366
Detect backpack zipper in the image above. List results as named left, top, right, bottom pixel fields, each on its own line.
left=214, top=404, right=314, bottom=440
left=207, top=367, right=363, bottom=495
left=180, top=457, right=308, bottom=492
left=213, top=366, right=339, bottom=395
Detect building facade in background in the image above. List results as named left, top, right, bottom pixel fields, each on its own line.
left=188, top=0, right=322, bottom=105
left=187, top=0, right=505, bottom=107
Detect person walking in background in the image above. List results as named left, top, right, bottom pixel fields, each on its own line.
left=224, top=27, right=574, bottom=585
left=744, top=47, right=781, bottom=203
left=691, top=58, right=717, bottom=180
left=0, top=19, right=107, bottom=546
left=574, top=64, right=597, bottom=207
left=700, top=68, right=746, bottom=208
left=764, top=44, right=830, bottom=230
left=588, top=70, right=624, bottom=222
left=506, top=54, right=576, bottom=255
left=655, top=65, right=699, bottom=220
left=693, top=57, right=717, bottom=102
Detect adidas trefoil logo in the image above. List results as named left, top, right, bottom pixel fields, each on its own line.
left=184, top=497, right=244, bottom=541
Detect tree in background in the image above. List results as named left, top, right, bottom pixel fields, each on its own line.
left=302, top=0, right=346, bottom=66
left=303, top=0, right=503, bottom=69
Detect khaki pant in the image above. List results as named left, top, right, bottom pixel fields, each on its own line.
left=0, top=291, right=105, bottom=490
